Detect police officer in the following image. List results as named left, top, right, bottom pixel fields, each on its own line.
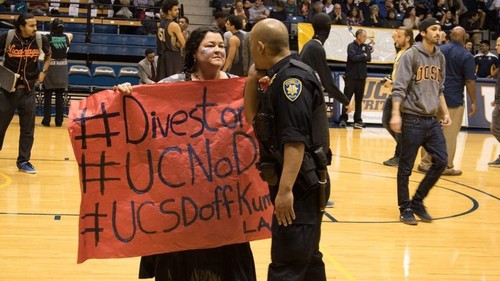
left=244, top=19, right=330, bottom=281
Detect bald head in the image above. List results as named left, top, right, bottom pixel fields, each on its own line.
left=251, top=19, right=290, bottom=56
left=450, top=26, right=466, bottom=44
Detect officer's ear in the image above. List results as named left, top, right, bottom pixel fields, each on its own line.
left=257, top=40, right=265, bottom=54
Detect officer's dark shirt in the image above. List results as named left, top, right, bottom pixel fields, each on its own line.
left=262, top=55, right=327, bottom=224
left=345, top=40, right=371, bottom=80
left=0, top=31, right=51, bottom=91
left=265, top=55, right=325, bottom=149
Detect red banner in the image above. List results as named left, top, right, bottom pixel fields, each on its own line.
left=68, top=78, right=272, bottom=263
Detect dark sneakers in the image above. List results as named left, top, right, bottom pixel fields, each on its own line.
left=488, top=157, right=500, bottom=167
left=383, top=156, right=399, bottom=166
left=353, top=122, right=366, bottom=129
left=400, top=208, right=418, bottom=225
left=411, top=201, right=433, bottom=222
left=339, top=120, right=347, bottom=128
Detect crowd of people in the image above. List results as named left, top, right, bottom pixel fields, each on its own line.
left=213, top=0, right=498, bottom=53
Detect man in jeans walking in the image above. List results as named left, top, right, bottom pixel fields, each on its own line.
left=390, top=18, right=451, bottom=225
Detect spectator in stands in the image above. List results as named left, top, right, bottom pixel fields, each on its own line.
left=114, top=0, right=134, bottom=18
left=438, top=30, right=449, bottom=45
left=330, top=3, right=347, bottom=24
left=482, top=0, right=497, bottom=31
left=283, top=0, right=298, bottom=16
left=347, top=7, right=363, bottom=26
left=464, top=39, right=474, bottom=54
left=94, top=0, right=113, bottom=11
left=0, top=0, right=12, bottom=12
left=440, top=8, right=459, bottom=32
left=359, top=0, right=372, bottom=23
left=244, top=0, right=254, bottom=10
left=324, top=0, right=334, bottom=15
left=179, top=16, right=190, bottom=42
left=460, top=9, right=482, bottom=49
left=41, top=18, right=71, bottom=128
left=299, top=0, right=311, bottom=17
left=307, top=0, right=325, bottom=22
left=433, top=0, right=447, bottom=19
left=475, top=40, right=499, bottom=78
left=213, top=11, right=227, bottom=32
left=381, top=8, right=401, bottom=28
left=0, top=13, right=52, bottom=174
left=341, top=0, right=357, bottom=20
left=415, top=0, right=430, bottom=19
left=461, top=0, right=486, bottom=29
left=156, top=0, right=185, bottom=80
left=402, top=6, right=419, bottom=29
left=378, top=0, right=394, bottom=20
left=364, top=4, right=381, bottom=26
left=116, top=25, right=257, bottom=281
left=222, top=15, right=245, bottom=76
left=249, top=0, right=270, bottom=24
left=270, top=0, right=288, bottom=21
left=27, top=0, right=48, bottom=15
left=133, top=0, right=151, bottom=19
left=398, top=0, right=414, bottom=14
left=138, top=48, right=158, bottom=84
left=231, top=0, right=250, bottom=20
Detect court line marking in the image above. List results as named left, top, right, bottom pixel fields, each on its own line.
left=322, top=249, right=358, bottom=281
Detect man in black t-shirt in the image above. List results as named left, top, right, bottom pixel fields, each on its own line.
left=0, top=13, right=52, bottom=174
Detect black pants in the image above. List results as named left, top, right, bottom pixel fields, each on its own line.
left=268, top=183, right=328, bottom=281
left=381, top=95, right=401, bottom=157
left=340, top=77, right=366, bottom=123
left=0, top=88, right=36, bottom=167
left=42, top=88, right=65, bottom=126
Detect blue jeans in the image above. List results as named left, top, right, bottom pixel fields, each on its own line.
left=397, top=113, right=447, bottom=209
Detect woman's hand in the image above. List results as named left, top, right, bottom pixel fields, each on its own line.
left=113, top=82, right=133, bottom=95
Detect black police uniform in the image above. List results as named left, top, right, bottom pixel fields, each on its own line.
left=254, top=55, right=330, bottom=281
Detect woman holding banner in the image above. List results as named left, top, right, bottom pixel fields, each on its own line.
left=115, top=25, right=256, bottom=281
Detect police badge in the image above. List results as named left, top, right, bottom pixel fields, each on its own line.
left=282, top=78, right=302, bottom=102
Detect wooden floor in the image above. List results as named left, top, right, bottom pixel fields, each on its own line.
left=1, top=117, right=499, bottom=280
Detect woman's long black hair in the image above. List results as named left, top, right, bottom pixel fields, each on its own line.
left=182, top=25, right=224, bottom=81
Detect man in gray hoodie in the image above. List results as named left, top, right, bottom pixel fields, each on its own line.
left=389, top=18, right=452, bottom=225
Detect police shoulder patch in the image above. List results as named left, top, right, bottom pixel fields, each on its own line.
left=282, top=78, right=302, bottom=102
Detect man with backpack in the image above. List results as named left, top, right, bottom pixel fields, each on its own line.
left=0, top=13, right=52, bottom=174
left=389, top=18, right=451, bottom=225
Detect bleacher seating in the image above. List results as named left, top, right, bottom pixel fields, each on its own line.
left=117, top=67, right=140, bottom=85
left=92, top=66, right=117, bottom=91
left=68, top=65, right=93, bottom=93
